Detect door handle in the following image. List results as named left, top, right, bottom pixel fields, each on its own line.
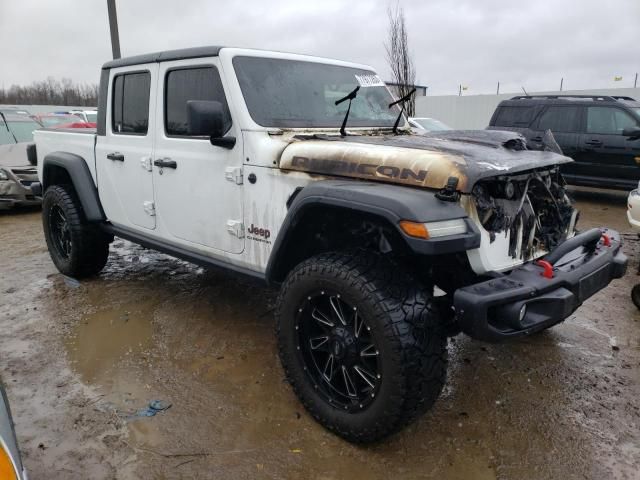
left=153, top=158, right=177, bottom=169
left=107, top=152, right=125, bottom=162
left=531, top=136, right=543, bottom=142
left=585, top=139, right=603, bottom=146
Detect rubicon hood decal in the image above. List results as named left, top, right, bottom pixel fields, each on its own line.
left=279, top=131, right=573, bottom=193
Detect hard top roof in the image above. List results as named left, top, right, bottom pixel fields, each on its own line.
left=102, top=46, right=224, bottom=70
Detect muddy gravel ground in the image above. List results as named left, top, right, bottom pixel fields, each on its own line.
left=1, top=188, right=639, bottom=480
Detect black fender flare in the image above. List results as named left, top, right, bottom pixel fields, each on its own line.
left=42, top=152, right=106, bottom=222
left=265, top=180, right=480, bottom=284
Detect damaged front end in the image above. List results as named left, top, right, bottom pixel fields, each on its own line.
left=466, top=167, right=578, bottom=273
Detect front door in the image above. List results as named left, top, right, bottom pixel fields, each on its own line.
left=152, top=59, right=244, bottom=254
left=574, top=105, right=640, bottom=183
left=95, top=65, right=157, bottom=230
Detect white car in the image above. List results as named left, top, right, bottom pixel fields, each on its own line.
left=408, top=117, right=451, bottom=132
left=627, top=187, right=640, bottom=231
left=69, top=110, right=98, bottom=123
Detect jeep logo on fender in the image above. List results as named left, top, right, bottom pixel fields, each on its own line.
left=247, top=224, right=271, bottom=241
left=291, top=156, right=427, bottom=183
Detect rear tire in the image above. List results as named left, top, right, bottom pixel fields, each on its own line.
left=276, top=251, right=447, bottom=443
left=42, top=185, right=110, bottom=278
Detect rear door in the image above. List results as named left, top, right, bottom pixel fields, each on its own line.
left=575, top=106, right=640, bottom=184
left=526, top=104, right=581, bottom=159
left=489, top=104, right=536, bottom=135
left=95, top=65, right=157, bottom=230
left=152, top=59, right=244, bottom=254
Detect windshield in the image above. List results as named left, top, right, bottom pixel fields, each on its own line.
left=0, top=121, right=15, bottom=144
left=7, top=119, right=41, bottom=142
left=233, top=56, right=403, bottom=129
left=412, top=118, right=451, bottom=131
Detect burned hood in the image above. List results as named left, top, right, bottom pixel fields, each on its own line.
left=279, top=130, right=572, bottom=193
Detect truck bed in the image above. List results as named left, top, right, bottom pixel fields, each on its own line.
left=34, top=128, right=97, bottom=185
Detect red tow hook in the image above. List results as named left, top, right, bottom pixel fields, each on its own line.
left=601, top=234, right=611, bottom=247
left=536, top=260, right=554, bottom=279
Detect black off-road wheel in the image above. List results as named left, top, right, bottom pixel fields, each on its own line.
left=276, top=251, right=447, bottom=443
left=42, top=185, right=110, bottom=278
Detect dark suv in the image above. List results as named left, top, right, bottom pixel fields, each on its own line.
left=488, top=95, right=640, bottom=190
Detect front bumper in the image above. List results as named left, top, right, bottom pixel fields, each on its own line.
left=0, top=182, right=41, bottom=210
left=454, top=228, right=627, bottom=342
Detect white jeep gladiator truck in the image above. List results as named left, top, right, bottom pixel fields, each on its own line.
left=33, top=46, right=627, bottom=443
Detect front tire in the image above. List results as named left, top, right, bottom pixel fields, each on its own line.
left=276, top=251, right=447, bottom=443
left=42, top=185, right=110, bottom=278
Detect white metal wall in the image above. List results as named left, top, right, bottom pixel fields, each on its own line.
left=415, top=88, right=639, bottom=130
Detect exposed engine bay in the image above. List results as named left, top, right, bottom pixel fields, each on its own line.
left=471, top=167, right=578, bottom=261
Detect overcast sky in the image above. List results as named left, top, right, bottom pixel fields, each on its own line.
left=1, top=0, right=638, bottom=96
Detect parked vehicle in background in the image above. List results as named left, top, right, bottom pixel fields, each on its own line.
left=408, top=116, right=451, bottom=132
left=0, top=143, right=40, bottom=209
left=32, top=113, right=96, bottom=129
left=0, top=107, right=31, bottom=117
left=488, top=95, right=640, bottom=190
left=0, top=113, right=41, bottom=208
left=70, top=109, right=98, bottom=123
left=0, top=113, right=42, bottom=144
left=33, top=46, right=626, bottom=443
left=0, top=384, right=27, bottom=479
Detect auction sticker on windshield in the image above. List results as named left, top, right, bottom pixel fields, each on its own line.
left=355, top=74, right=385, bottom=87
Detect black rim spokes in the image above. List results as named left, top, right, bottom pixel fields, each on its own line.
left=50, top=206, right=71, bottom=259
left=297, top=293, right=381, bottom=410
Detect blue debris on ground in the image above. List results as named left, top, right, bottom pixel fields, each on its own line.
left=128, top=400, right=172, bottom=420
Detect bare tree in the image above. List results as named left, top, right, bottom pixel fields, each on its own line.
left=0, top=78, right=98, bottom=106
left=384, top=3, right=416, bottom=116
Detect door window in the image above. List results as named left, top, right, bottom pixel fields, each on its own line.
left=164, top=66, right=231, bottom=136
left=586, top=107, right=638, bottom=135
left=493, top=106, right=534, bottom=127
left=535, top=106, right=580, bottom=132
left=111, top=72, right=151, bottom=135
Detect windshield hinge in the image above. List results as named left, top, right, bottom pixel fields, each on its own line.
left=140, top=156, right=152, bottom=172
left=143, top=201, right=156, bottom=216
left=435, top=177, right=461, bottom=202
left=225, top=166, right=243, bottom=185
left=226, top=220, right=245, bottom=238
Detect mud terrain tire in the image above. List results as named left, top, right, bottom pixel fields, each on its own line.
left=42, top=185, right=110, bottom=278
left=276, top=251, right=447, bottom=443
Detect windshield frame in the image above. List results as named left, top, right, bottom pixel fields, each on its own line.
left=231, top=55, right=407, bottom=131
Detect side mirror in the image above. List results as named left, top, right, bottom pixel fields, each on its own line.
left=622, top=127, right=640, bottom=140
left=186, top=100, right=235, bottom=149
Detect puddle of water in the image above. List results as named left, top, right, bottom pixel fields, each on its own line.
left=65, top=300, right=155, bottom=385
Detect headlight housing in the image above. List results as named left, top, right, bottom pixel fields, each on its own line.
left=399, top=218, right=468, bottom=239
left=0, top=169, right=9, bottom=181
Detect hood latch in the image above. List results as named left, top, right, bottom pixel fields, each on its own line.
left=435, top=176, right=461, bottom=202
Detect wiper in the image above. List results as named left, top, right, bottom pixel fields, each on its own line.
left=0, top=111, right=18, bottom=143
left=335, top=86, right=360, bottom=137
left=388, top=87, right=416, bottom=134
